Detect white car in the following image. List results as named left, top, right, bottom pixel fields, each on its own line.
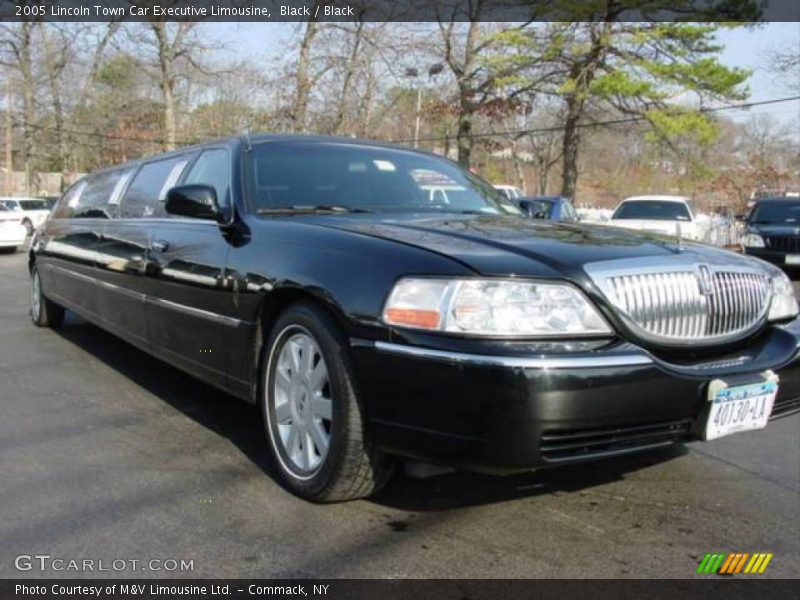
left=0, top=204, right=27, bottom=253
left=0, top=197, right=52, bottom=236
left=610, top=195, right=703, bottom=241
left=493, top=184, right=524, bottom=201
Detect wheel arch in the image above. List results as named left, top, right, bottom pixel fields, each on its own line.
left=248, top=285, right=353, bottom=405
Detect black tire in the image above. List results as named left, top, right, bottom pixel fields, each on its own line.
left=0, top=246, right=17, bottom=254
left=261, top=301, right=393, bottom=502
left=30, top=264, right=65, bottom=328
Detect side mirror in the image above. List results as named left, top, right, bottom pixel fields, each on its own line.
left=165, top=184, right=221, bottom=221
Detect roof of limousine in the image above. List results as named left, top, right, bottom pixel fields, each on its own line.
left=81, top=134, right=436, bottom=180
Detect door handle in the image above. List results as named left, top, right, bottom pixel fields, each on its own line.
left=151, top=240, right=170, bottom=253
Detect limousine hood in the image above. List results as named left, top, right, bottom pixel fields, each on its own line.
left=311, top=213, right=733, bottom=278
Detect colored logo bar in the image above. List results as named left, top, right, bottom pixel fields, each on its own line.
left=697, top=552, right=773, bottom=574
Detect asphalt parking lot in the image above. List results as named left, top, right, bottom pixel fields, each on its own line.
left=1, top=249, right=798, bottom=579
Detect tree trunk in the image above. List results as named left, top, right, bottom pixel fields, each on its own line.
left=560, top=96, right=582, bottom=200
left=455, top=20, right=481, bottom=169
left=152, top=23, right=178, bottom=151
left=537, top=157, right=548, bottom=195
left=456, top=96, right=472, bottom=169
left=293, top=5, right=321, bottom=133
left=558, top=21, right=611, bottom=200
left=333, top=21, right=364, bottom=134
left=18, top=23, right=35, bottom=194
left=40, top=25, right=68, bottom=191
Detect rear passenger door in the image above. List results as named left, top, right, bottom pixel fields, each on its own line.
left=96, top=154, right=195, bottom=351
left=40, top=172, right=121, bottom=320
left=145, top=148, right=234, bottom=389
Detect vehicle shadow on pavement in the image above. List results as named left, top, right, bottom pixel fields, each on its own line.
left=372, top=445, right=687, bottom=511
left=53, top=314, right=688, bottom=510
left=53, top=314, right=277, bottom=475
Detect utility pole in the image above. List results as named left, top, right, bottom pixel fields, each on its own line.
left=4, top=81, right=12, bottom=196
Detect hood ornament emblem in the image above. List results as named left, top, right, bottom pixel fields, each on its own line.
left=697, top=265, right=714, bottom=295
left=675, top=222, right=683, bottom=252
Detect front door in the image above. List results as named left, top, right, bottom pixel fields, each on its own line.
left=143, top=148, right=236, bottom=390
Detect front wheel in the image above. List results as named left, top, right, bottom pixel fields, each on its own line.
left=30, top=265, right=65, bottom=328
left=261, top=302, right=393, bottom=502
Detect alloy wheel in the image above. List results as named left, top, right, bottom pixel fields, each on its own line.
left=271, top=330, right=333, bottom=475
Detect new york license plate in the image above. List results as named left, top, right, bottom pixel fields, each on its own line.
left=704, top=375, right=778, bottom=441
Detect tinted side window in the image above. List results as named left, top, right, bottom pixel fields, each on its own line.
left=52, top=180, right=89, bottom=219
left=183, top=149, right=231, bottom=209
left=73, top=169, right=129, bottom=218
left=120, top=156, right=192, bottom=219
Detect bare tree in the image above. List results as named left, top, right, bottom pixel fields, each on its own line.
left=39, top=24, right=71, bottom=190
left=0, top=22, right=37, bottom=193
left=128, top=23, right=215, bottom=150
left=291, top=2, right=325, bottom=133
left=738, top=114, right=794, bottom=171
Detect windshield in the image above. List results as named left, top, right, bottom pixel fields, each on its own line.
left=749, top=202, right=800, bottom=225
left=247, top=142, right=521, bottom=216
left=20, top=200, right=49, bottom=210
left=612, top=201, right=691, bottom=221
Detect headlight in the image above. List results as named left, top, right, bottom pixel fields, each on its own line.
left=768, top=271, right=798, bottom=321
left=382, top=278, right=612, bottom=337
left=742, top=233, right=765, bottom=248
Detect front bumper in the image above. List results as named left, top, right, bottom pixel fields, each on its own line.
left=744, top=247, right=800, bottom=270
left=352, top=321, right=800, bottom=471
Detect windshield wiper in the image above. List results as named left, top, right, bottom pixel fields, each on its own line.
left=256, top=205, right=373, bottom=214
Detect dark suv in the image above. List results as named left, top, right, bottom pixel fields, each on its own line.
left=742, top=197, right=800, bottom=271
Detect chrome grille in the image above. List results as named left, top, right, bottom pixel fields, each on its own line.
left=765, top=236, right=800, bottom=252
left=606, top=270, right=771, bottom=342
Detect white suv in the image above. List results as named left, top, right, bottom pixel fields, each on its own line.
left=610, top=195, right=704, bottom=241
left=0, top=197, right=52, bottom=236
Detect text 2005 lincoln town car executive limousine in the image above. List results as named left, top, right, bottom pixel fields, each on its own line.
left=28, top=135, right=800, bottom=501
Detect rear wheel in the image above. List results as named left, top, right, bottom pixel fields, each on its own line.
left=30, top=265, right=65, bottom=328
left=261, top=302, right=393, bottom=502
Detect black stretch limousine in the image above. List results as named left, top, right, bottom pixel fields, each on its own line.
left=29, top=135, right=800, bottom=501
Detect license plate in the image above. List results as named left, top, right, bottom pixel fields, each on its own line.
left=704, top=374, right=777, bottom=441
left=786, top=254, right=800, bottom=265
